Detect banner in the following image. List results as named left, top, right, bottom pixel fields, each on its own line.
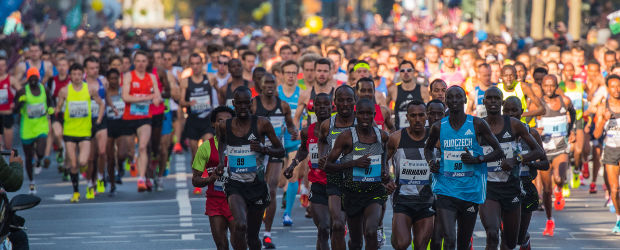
left=65, top=0, right=82, bottom=31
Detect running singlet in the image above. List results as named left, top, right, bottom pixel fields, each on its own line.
left=498, top=82, right=531, bottom=126
left=254, top=96, right=286, bottom=147
left=393, top=128, right=433, bottom=204
left=89, top=78, right=105, bottom=118
left=307, top=123, right=326, bottom=185
left=192, top=136, right=228, bottom=197
left=149, top=68, right=165, bottom=115
left=537, top=98, right=569, bottom=156
left=560, top=80, right=584, bottom=121
left=225, top=116, right=266, bottom=183
left=341, top=127, right=384, bottom=187
left=473, top=86, right=487, bottom=117
left=224, top=80, right=249, bottom=109
left=123, top=71, right=153, bottom=120
left=326, top=115, right=356, bottom=186
left=434, top=115, right=487, bottom=204
left=373, top=104, right=385, bottom=130
left=0, top=75, right=14, bottom=111
left=278, top=85, right=301, bottom=148
left=24, top=61, right=45, bottom=80
left=50, top=75, right=70, bottom=100
left=307, top=87, right=335, bottom=124
left=519, top=126, right=535, bottom=178
left=438, top=69, right=465, bottom=87
left=186, top=75, right=213, bottom=119
left=64, top=82, right=92, bottom=137
left=603, top=101, right=620, bottom=148
left=106, top=89, right=125, bottom=120
left=481, top=116, right=520, bottom=184
left=394, top=83, right=422, bottom=129
left=20, top=84, right=49, bottom=140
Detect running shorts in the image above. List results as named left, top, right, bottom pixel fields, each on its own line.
left=573, top=119, right=584, bottom=131
left=107, top=119, right=132, bottom=138
left=284, top=140, right=301, bottom=154
left=520, top=177, right=539, bottom=213
left=125, top=118, right=152, bottom=134
left=162, top=111, right=173, bottom=135
left=21, top=134, right=47, bottom=145
left=0, top=114, right=14, bottom=129
left=435, top=194, right=480, bottom=214
left=326, top=173, right=343, bottom=196
left=602, top=146, right=620, bottom=166
left=91, top=116, right=108, bottom=134
left=205, top=196, right=234, bottom=222
left=393, top=202, right=435, bottom=223
left=184, top=117, right=213, bottom=140
left=486, top=179, right=522, bottom=211
left=151, top=113, right=164, bottom=128
left=224, top=179, right=270, bottom=210
left=51, top=112, right=64, bottom=125
left=342, top=187, right=387, bottom=217
left=63, top=135, right=90, bottom=143
left=309, top=183, right=328, bottom=206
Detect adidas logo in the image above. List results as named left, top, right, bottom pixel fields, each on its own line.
left=560, top=107, right=566, bottom=113
left=248, top=134, right=257, bottom=140
left=512, top=197, right=520, bottom=203
left=255, top=199, right=263, bottom=205
left=275, top=110, right=282, bottom=114
left=466, top=206, right=476, bottom=213
left=503, top=132, right=511, bottom=139
left=407, top=94, right=413, bottom=99
left=465, top=129, right=474, bottom=136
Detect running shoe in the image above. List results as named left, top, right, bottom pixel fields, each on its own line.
left=305, top=208, right=312, bottom=218
left=29, top=184, right=36, bottom=195
left=57, top=165, right=63, bottom=173
left=193, top=187, right=202, bottom=195
left=581, top=162, right=589, bottom=179
left=262, top=236, right=275, bottom=249
left=173, top=142, right=183, bottom=154
left=300, top=185, right=309, bottom=208
left=86, top=186, right=95, bottom=200
left=115, top=174, right=123, bottom=185
left=96, top=179, right=105, bottom=194
left=137, top=179, right=147, bottom=192
left=43, top=158, right=51, bottom=169
left=377, top=226, right=386, bottom=248
left=109, top=186, right=117, bottom=197
left=56, top=147, right=64, bottom=163
left=608, top=200, right=616, bottom=213
left=519, top=239, right=531, bottom=250
left=562, top=183, right=570, bottom=198
left=70, top=192, right=80, bottom=203
left=155, top=178, right=164, bottom=192
left=554, top=191, right=565, bottom=210
left=543, top=219, right=555, bottom=236
left=62, top=171, right=70, bottom=182
left=130, top=164, right=137, bottom=177
left=589, top=183, right=597, bottom=194
left=124, top=159, right=131, bottom=171
left=570, top=171, right=580, bottom=189
left=34, top=166, right=42, bottom=175
left=612, top=220, right=620, bottom=234
left=282, top=213, right=293, bottom=226
left=146, top=178, right=153, bottom=192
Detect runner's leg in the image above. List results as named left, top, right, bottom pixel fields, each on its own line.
left=228, top=194, right=249, bottom=250
left=310, top=202, right=330, bottom=250
left=605, top=164, right=620, bottom=217
left=540, top=165, right=554, bottom=219
left=346, top=210, right=364, bottom=250
left=413, top=216, right=434, bottom=250
left=329, top=195, right=346, bottom=250
left=480, top=199, right=501, bottom=249
left=209, top=215, right=230, bottom=250
left=263, top=162, right=282, bottom=233
left=391, top=212, right=413, bottom=250
left=456, top=204, right=478, bottom=250
left=501, top=205, right=521, bottom=249
left=136, top=124, right=152, bottom=179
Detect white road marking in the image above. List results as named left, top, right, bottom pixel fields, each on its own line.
left=83, top=240, right=131, bottom=244
left=176, top=154, right=193, bottom=231
left=52, top=194, right=72, bottom=201
left=181, top=234, right=196, bottom=240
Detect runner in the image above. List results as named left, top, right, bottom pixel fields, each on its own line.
left=429, top=79, right=447, bottom=105
left=192, top=106, right=235, bottom=249
left=283, top=93, right=332, bottom=249
left=104, top=68, right=131, bottom=195
left=388, top=60, right=429, bottom=129
left=56, top=63, right=105, bottom=202
left=356, top=77, right=394, bottom=131
left=215, top=86, right=285, bottom=250
left=121, top=51, right=162, bottom=192
left=593, top=74, right=620, bottom=234
left=83, top=56, right=108, bottom=197
left=294, top=58, right=336, bottom=125
left=241, top=51, right=257, bottom=82
left=352, top=61, right=387, bottom=106
left=424, top=86, right=505, bottom=250
left=298, top=53, right=320, bottom=91
left=536, top=75, right=575, bottom=236
left=13, top=43, right=54, bottom=85
left=14, top=68, right=53, bottom=194
left=318, top=85, right=356, bottom=250
left=498, top=65, right=545, bottom=127
left=218, top=59, right=250, bottom=109
left=48, top=57, right=70, bottom=176
left=147, top=52, right=168, bottom=191
left=466, top=63, right=493, bottom=117
left=0, top=57, right=18, bottom=151
left=251, top=73, right=297, bottom=247
left=478, top=87, right=544, bottom=249
left=325, top=98, right=390, bottom=250
left=432, top=47, right=465, bottom=88
left=426, top=98, right=446, bottom=250
left=386, top=100, right=434, bottom=250
left=584, top=61, right=606, bottom=194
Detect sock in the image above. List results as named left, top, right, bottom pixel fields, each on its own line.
left=87, top=180, right=93, bottom=188
left=616, top=214, right=620, bottom=221
left=70, top=173, right=79, bottom=192
left=97, top=173, right=104, bottom=181
left=285, top=181, right=298, bottom=215
left=263, top=232, right=271, bottom=238
left=173, top=136, right=178, bottom=144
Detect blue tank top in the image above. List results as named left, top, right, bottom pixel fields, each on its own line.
left=376, top=77, right=388, bottom=97
left=278, top=85, right=301, bottom=143
left=25, top=61, right=45, bottom=80
left=474, top=86, right=487, bottom=117
left=88, top=78, right=106, bottom=118
left=433, top=115, right=487, bottom=204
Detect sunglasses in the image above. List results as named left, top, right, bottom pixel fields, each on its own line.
left=400, top=68, right=414, bottom=73
left=218, top=61, right=228, bottom=65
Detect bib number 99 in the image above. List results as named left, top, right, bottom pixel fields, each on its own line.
left=454, top=162, right=463, bottom=170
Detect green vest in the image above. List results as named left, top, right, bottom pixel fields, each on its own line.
left=63, top=82, right=92, bottom=138
left=20, top=84, right=49, bottom=140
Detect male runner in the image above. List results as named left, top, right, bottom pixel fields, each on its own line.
left=215, top=86, right=285, bottom=250
left=241, top=51, right=257, bottom=82
left=14, top=68, right=53, bottom=194
left=294, top=58, right=336, bottom=125
left=283, top=93, right=333, bottom=249
left=424, top=86, right=505, bottom=250
left=429, top=79, right=447, bottom=105
left=325, top=98, right=390, bottom=250
left=593, top=74, right=620, bottom=233
left=298, top=53, right=320, bottom=90
left=84, top=56, right=108, bottom=197
left=56, top=63, right=105, bottom=202
left=121, top=51, right=162, bottom=192
left=356, top=77, right=394, bottom=131
left=13, top=43, right=54, bottom=84
left=498, top=65, right=545, bottom=126
left=318, top=85, right=357, bottom=250
left=48, top=57, right=70, bottom=173
left=478, top=87, right=544, bottom=249
left=426, top=98, right=446, bottom=250
left=388, top=60, right=429, bottom=129
left=386, top=100, right=434, bottom=250
left=251, top=73, right=297, bottom=247
left=466, top=63, right=493, bottom=117
left=192, top=106, right=235, bottom=250
left=219, top=59, right=250, bottom=109
left=432, top=47, right=465, bottom=87
left=352, top=61, right=386, bottom=106
left=537, top=75, right=575, bottom=236
left=0, top=57, right=18, bottom=151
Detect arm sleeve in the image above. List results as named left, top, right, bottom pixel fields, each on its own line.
left=191, top=141, right=211, bottom=172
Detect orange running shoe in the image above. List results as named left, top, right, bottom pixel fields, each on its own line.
left=137, top=179, right=147, bottom=192
left=543, top=219, right=555, bottom=236
left=554, top=191, right=565, bottom=210
left=581, top=162, right=590, bottom=179
left=300, top=194, right=309, bottom=208
left=130, top=164, right=137, bottom=177
left=173, top=142, right=183, bottom=154
left=193, top=187, right=202, bottom=195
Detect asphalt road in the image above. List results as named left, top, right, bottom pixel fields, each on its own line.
left=8, top=152, right=620, bottom=250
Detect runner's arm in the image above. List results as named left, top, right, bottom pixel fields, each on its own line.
left=258, top=117, right=286, bottom=158
left=424, top=122, right=440, bottom=168
left=284, top=127, right=309, bottom=178
left=565, top=96, right=576, bottom=132
left=324, top=130, right=357, bottom=171
left=521, top=85, right=545, bottom=117
left=54, top=87, right=67, bottom=115
left=150, top=73, right=162, bottom=105
left=90, top=87, right=105, bottom=124
left=527, top=128, right=550, bottom=171
left=381, top=106, right=395, bottom=132
left=593, top=102, right=609, bottom=139
left=282, top=101, right=298, bottom=139
left=215, top=120, right=227, bottom=174
left=511, top=118, right=544, bottom=162
left=12, top=88, right=25, bottom=113
left=473, top=117, right=505, bottom=163
left=191, top=142, right=218, bottom=187
left=385, top=130, right=400, bottom=171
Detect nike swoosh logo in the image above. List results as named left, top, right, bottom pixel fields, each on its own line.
left=354, top=147, right=366, bottom=151
left=330, top=131, right=341, bottom=135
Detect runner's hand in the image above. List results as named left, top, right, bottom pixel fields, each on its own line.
left=289, top=128, right=299, bottom=140
left=384, top=180, right=396, bottom=195
left=215, top=162, right=225, bottom=176
left=318, top=156, right=327, bottom=171
left=283, top=165, right=295, bottom=179
left=429, top=159, right=440, bottom=173
left=569, top=131, right=576, bottom=143
left=500, top=158, right=515, bottom=171
left=249, top=140, right=264, bottom=153
left=96, top=117, right=103, bottom=125
left=461, top=147, right=478, bottom=164
left=355, top=154, right=372, bottom=168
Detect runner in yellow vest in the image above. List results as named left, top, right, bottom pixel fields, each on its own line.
left=498, top=65, right=545, bottom=127
left=14, top=67, right=53, bottom=195
left=55, top=63, right=105, bottom=203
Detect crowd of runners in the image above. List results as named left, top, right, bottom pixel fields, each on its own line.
left=1, top=27, right=620, bottom=250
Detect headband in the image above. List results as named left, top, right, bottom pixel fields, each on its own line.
left=353, top=62, right=370, bottom=72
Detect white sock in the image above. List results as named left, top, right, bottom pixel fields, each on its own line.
left=97, top=173, right=104, bottom=180
left=30, top=180, right=35, bottom=185
left=616, top=214, right=620, bottom=221
left=87, top=181, right=93, bottom=187
left=263, top=232, right=271, bottom=237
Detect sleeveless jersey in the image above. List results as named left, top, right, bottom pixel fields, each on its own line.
left=560, top=80, right=584, bottom=121
left=603, top=101, right=620, bottom=148
left=537, top=97, right=569, bottom=156
left=225, top=116, right=265, bottom=182
left=374, top=104, right=385, bottom=130
left=307, top=87, right=335, bottom=124
left=224, top=80, right=249, bottom=109
left=186, top=75, right=213, bottom=119
left=196, top=137, right=228, bottom=198
left=20, top=84, right=49, bottom=140
left=326, top=115, right=356, bottom=187
left=24, top=61, right=45, bottom=80
left=63, top=82, right=92, bottom=137
left=106, top=88, right=125, bottom=120
left=341, top=127, right=384, bottom=191
left=394, top=83, right=422, bottom=129
left=473, top=86, right=487, bottom=117
left=393, top=128, right=433, bottom=204
left=88, top=78, right=105, bottom=118
left=481, top=116, right=521, bottom=200
left=254, top=96, right=286, bottom=147
left=518, top=125, right=537, bottom=180
left=434, top=115, right=487, bottom=204
left=50, top=75, right=70, bottom=100
left=278, top=85, right=302, bottom=145
left=498, top=82, right=531, bottom=125
left=149, top=68, right=165, bottom=115
left=0, top=75, right=14, bottom=111
left=307, top=123, right=326, bottom=184
left=123, top=71, right=153, bottom=120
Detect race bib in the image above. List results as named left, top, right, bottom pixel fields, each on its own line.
left=68, top=101, right=89, bottom=118
left=399, top=159, right=430, bottom=185
left=26, top=103, right=46, bottom=118
left=130, top=101, right=151, bottom=116
left=0, top=89, right=8, bottom=104
left=483, top=142, right=515, bottom=182
left=604, top=119, right=620, bottom=147
left=107, top=99, right=125, bottom=119
left=398, top=111, right=409, bottom=128
left=213, top=168, right=228, bottom=192
left=309, top=143, right=319, bottom=168
left=539, top=116, right=568, bottom=136
left=475, top=105, right=487, bottom=118
left=442, top=150, right=474, bottom=177
left=227, top=145, right=257, bottom=173
left=270, top=116, right=285, bottom=137
left=190, top=95, right=211, bottom=114
left=352, top=155, right=381, bottom=182
left=565, top=92, right=583, bottom=110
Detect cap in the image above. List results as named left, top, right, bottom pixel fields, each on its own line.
left=26, top=67, right=40, bottom=80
